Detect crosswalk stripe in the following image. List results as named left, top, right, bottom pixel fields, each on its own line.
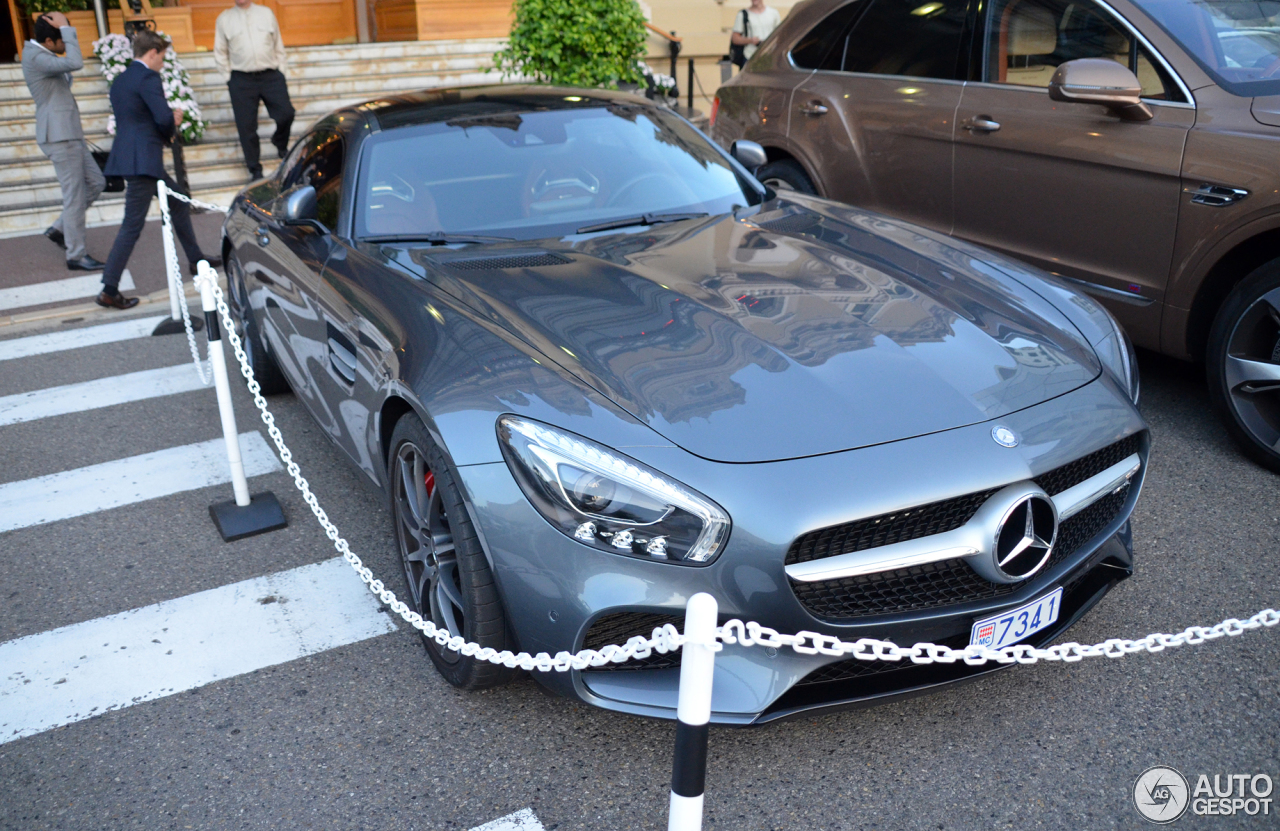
left=0, top=269, right=135, bottom=313
left=0, top=557, right=397, bottom=745
left=0, top=363, right=208, bottom=426
left=0, top=315, right=167, bottom=362
left=469, top=809, right=545, bottom=831
left=0, top=431, right=281, bottom=533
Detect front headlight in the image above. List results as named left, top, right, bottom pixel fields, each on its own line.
left=1092, top=305, right=1140, bottom=405
left=497, top=416, right=731, bottom=565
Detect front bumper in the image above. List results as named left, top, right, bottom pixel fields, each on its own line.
left=453, top=376, right=1146, bottom=724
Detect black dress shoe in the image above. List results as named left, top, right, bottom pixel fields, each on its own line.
left=275, top=143, right=288, bottom=160
left=67, top=255, right=107, bottom=271
left=44, top=227, right=66, bottom=249
left=95, top=291, right=140, bottom=310
left=189, top=255, right=223, bottom=276
left=249, top=167, right=263, bottom=180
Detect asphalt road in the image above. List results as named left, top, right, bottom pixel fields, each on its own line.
left=0, top=310, right=1276, bottom=831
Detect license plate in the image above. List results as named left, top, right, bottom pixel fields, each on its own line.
left=970, top=587, right=1063, bottom=650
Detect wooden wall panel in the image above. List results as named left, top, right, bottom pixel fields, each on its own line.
left=412, top=0, right=509, bottom=41
left=372, top=0, right=417, bottom=42
left=181, top=0, right=357, bottom=51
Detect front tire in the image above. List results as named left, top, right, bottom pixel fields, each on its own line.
left=1206, top=259, right=1280, bottom=473
left=388, top=413, right=515, bottom=689
left=756, top=159, right=817, bottom=195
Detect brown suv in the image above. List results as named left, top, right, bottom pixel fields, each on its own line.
left=711, top=0, right=1280, bottom=471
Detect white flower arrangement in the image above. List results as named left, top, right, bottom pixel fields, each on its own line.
left=637, top=61, right=676, bottom=99
left=92, top=32, right=208, bottom=143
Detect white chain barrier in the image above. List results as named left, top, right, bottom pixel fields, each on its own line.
left=168, top=190, right=1278, bottom=673
left=156, top=180, right=211, bottom=386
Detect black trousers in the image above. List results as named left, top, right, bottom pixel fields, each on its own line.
left=228, top=69, right=294, bottom=178
left=102, top=175, right=203, bottom=291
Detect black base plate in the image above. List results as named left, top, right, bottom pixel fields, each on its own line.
left=209, top=491, right=287, bottom=542
left=152, top=316, right=204, bottom=336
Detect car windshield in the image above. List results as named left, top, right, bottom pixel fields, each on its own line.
left=1131, top=0, right=1280, bottom=95
left=355, top=104, right=759, bottom=241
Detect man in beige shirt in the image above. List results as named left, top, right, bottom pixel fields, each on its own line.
left=215, top=0, right=294, bottom=179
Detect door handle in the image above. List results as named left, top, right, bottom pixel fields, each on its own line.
left=963, top=116, right=1001, bottom=133
left=799, top=100, right=829, bottom=116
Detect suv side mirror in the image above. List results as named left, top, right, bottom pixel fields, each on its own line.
left=730, top=139, right=768, bottom=172
left=1048, top=59, right=1153, bottom=122
left=282, top=185, right=328, bottom=233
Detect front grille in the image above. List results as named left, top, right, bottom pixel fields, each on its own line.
left=445, top=253, right=572, bottom=270
left=786, top=490, right=995, bottom=567
left=791, top=482, right=1133, bottom=622
left=580, top=612, right=683, bottom=671
left=1035, top=434, right=1140, bottom=496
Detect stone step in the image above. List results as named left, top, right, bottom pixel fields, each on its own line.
left=0, top=37, right=505, bottom=86
left=0, top=70, right=491, bottom=142
left=0, top=129, right=272, bottom=182
left=0, top=179, right=242, bottom=238
left=0, top=60, right=498, bottom=120
left=0, top=156, right=254, bottom=208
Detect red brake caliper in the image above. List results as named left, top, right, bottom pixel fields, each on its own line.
left=424, top=470, right=436, bottom=498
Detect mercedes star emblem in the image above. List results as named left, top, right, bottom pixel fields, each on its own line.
left=992, top=426, right=1019, bottom=447
left=993, top=494, right=1057, bottom=579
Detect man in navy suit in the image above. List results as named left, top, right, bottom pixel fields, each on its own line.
left=99, top=30, right=220, bottom=310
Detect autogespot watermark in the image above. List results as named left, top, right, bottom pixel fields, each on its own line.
left=1133, top=765, right=1275, bottom=823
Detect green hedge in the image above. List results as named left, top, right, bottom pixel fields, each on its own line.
left=494, top=0, right=647, bottom=88
left=21, top=0, right=121, bottom=15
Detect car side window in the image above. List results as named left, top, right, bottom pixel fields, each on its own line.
left=279, top=133, right=318, bottom=186
left=983, top=0, right=1187, bottom=101
left=839, top=0, right=971, bottom=80
left=286, top=131, right=345, bottom=229
left=790, top=2, right=865, bottom=70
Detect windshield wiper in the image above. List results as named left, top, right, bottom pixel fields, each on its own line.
left=576, top=212, right=709, bottom=235
left=361, top=232, right=514, bottom=245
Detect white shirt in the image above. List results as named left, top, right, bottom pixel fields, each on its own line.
left=733, top=5, right=783, bottom=60
left=214, top=3, right=287, bottom=79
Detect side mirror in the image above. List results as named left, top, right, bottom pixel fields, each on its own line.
left=282, top=185, right=328, bottom=233
left=1048, top=59, right=1153, bottom=122
left=730, top=139, right=768, bottom=172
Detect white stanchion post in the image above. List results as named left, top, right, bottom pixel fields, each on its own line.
left=668, top=592, right=718, bottom=831
left=158, top=179, right=182, bottom=324
left=198, top=262, right=251, bottom=508
left=197, top=261, right=288, bottom=541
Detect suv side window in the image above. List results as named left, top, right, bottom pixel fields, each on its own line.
left=840, top=0, right=971, bottom=80
left=284, top=131, right=346, bottom=229
left=790, top=2, right=864, bottom=70
left=983, top=0, right=1187, bottom=101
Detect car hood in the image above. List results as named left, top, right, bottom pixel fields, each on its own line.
left=404, top=200, right=1101, bottom=463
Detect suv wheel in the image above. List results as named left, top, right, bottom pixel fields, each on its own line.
left=1207, top=259, right=1280, bottom=473
left=756, top=159, right=817, bottom=195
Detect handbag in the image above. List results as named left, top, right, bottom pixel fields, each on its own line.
left=87, top=142, right=125, bottom=193
left=729, top=9, right=750, bottom=68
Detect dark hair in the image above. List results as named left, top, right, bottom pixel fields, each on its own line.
left=33, top=16, right=61, bottom=45
left=131, top=29, right=170, bottom=58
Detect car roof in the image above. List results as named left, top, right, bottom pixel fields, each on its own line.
left=336, top=84, right=660, bottom=133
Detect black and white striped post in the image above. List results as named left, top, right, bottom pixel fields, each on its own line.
left=668, top=591, right=718, bottom=831
left=196, top=262, right=287, bottom=541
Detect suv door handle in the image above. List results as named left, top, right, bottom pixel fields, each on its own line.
left=799, top=100, right=829, bottom=116
left=963, top=116, right=1001, bottom=133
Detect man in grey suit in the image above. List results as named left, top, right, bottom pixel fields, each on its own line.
left=22, top=12, right=106, bottom=270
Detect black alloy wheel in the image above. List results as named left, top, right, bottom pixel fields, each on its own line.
left=388, top=413, right=515, bottom=689
left=1207, top=259, right=1280, bottom=473
left=226, top=252, right=289, bottom=395
left=755, top=159, right=817, bottom=195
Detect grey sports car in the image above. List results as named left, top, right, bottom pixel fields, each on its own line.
left=222, top=85, right=1147, bottom=724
